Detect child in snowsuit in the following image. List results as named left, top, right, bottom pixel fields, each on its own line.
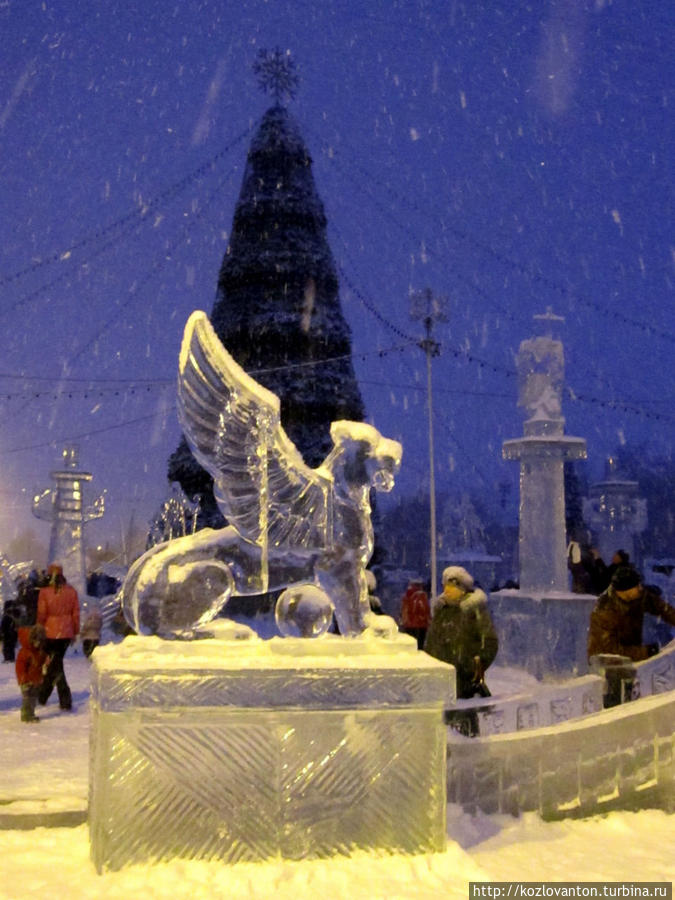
left=15, top=624, right=49, bottom=723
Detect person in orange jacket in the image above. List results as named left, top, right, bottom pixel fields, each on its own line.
left=15, top=624, right=49, bottom=723
left=37, top=564, right=79, bottom=711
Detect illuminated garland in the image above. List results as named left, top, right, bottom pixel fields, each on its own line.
left=0, top=126, right=251, bottom=290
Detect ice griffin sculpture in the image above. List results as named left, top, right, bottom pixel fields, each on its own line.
left=122, top=311, right=402, bottom=638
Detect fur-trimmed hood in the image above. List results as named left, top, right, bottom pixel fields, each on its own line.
left=432, top=586, right=487, bottom=615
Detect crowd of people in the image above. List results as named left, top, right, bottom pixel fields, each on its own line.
left=2, top=546, right=675, bottom=727
left=567, top=543, right=633, bottom=596
left=397, top=546, right=675, bottom=704
left=563, top=541, right=675, bottom=661
left=1, top=568, right=50, bottom=662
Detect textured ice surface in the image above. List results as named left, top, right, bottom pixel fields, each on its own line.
left=488, top=590, right=598, bottom=678
left=446, top=673, right=604, bottom=736
left=89, top=634, right=453, bottom=871
left=122, top=311, right=402, bottom=638
left=516, top=333, right=565, bottom=425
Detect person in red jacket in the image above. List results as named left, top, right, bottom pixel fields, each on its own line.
left=37, top=564, right=80, bottom=711
left=399, top=578, right=430, bottom=649
left=15, top=624, right=49, bottom=723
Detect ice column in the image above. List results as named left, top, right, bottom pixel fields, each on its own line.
left=32, top=445, right=105, bottom=601
left=503, top=310, right=586, bottom=593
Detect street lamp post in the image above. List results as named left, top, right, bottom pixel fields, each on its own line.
left=410, top=288, right=447, bottom=601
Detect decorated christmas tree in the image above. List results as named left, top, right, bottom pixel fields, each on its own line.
left=168, top=50, right=365, bottom=526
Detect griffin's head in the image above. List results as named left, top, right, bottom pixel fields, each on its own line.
left=329, top=421, right=402, bottom=492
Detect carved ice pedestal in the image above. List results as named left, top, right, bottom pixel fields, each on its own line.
left=89, top=626, right=453, bottom=872
left=488, top=589, right=598, bottom=678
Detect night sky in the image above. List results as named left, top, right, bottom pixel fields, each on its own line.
left=1, top=0, right=673, bottom=559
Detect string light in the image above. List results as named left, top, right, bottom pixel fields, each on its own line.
left=0, top=126, right=252, bottom=291
left=3, top=411, right=167, bottom=454
left=312, top=126, right=675, bottom=345
left=66, top=162, right=240, bottom=367
left=0, top=111, right=669, bottom=455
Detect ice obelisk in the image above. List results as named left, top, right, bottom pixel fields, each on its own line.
left=503, top=309, right=587, bottom=593
left=32, top=445, right=105, bottom=603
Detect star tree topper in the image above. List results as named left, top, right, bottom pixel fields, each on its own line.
left=253, top=47, right=299, bottom=105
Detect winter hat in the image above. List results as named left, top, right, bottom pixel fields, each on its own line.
left=442, top=566, right=474, bottom=591
left=612, top=549, right=630, bottom=566
left=611, top=566, right=641, bottom=592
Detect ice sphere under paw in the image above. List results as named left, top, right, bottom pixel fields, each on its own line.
left=275, top=584, right=334, bottom=638
left=130, top=560, right=234, bottom=637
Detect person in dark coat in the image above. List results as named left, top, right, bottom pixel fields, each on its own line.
left=1, top=601, right=19, bottom=662
left=37, top=564, right=80, bottom=711
left=424, top=566, right=499, bottom=698
left=19, top=570, right=42, bottom=627
left=601, top=549, right=630, bottom=592
left=587, top=565, right=675, bottom=662
left=15, top=624, right=49, bottom=723
left=567, top=541, right=608, bottom=595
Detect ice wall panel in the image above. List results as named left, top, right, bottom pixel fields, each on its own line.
left=447, top=690, right=675, bottom=818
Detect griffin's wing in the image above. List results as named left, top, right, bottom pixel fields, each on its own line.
left=177, top=311, right=331, bottom=550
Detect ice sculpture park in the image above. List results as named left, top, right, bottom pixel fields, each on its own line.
left=84, top=309, right=675, bottom=873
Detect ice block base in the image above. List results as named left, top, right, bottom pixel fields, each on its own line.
left=89, top=626, right=453, bottom=872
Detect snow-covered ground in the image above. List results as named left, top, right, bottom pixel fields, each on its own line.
left=0, top=649, right=672, bottom=898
